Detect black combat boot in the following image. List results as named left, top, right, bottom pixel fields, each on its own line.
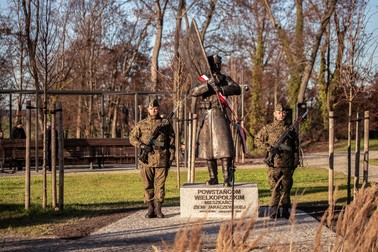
left=269, top=205, right=281, bottom=219
left=206, top=160, right=219, bottom=185
left=145, top=201, right=156, bottom=218
left=155, top=201, right=164, bottom=218
left=282, top=205, right=290, bottom=219
left=221, top=158, right=232, bottom=187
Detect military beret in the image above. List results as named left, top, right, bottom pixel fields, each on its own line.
left=148, top=98, right=159, bottom=108
left=275, top=103, right=284, bottom=112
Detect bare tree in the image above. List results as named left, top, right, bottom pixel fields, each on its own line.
left=0, top=1, right=28, bottom=124
left=315, top=0, right=376, bottom=139
left=67, top=0, right=109, bottom=137
left=106, top=18, right=150, bottom=138
left=138, top=0, right=169, bottom=91
left=262, top=0, right=338, bottom=105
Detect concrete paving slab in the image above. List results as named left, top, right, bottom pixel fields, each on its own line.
left=1, top=206, right=335, bottom=251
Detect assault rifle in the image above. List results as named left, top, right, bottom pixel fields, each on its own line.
left=139, top=111, right=174, bottom=164
left=264, top=110, right=308, bottom=167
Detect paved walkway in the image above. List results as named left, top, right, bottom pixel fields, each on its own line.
left=2, top=206, right=335, bottom=252
left=301, top=150, right=378, bottom=182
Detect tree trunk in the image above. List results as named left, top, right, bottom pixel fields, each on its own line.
left=151, top=0, right=168, bottom=91
left=297, top=0, right=337, bottom=103
left=263, top=0, right=337, bottom=105
left=200, top=0, right=217, bottom=42
left=111, top=97, right=120, bottom=138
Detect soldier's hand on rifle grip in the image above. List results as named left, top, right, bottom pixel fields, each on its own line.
left=166, top=160, right=172, bottom=169
left=140, top=144, right=153, bottom=153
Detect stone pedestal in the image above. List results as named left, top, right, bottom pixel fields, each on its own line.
left=180, top=183, right=258, bottom=219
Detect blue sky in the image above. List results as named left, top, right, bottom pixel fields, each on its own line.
left=0, top=0, right=377, bottom=69
left=365, top=1, right=378, bottom=67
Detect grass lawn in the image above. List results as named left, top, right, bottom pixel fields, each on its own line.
left=0, top=166, right=348, bottom=237
left=334, top=139, right=378, bottom=151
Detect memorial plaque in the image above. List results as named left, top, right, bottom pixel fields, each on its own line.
left=180, top=183, right=258, bottom=219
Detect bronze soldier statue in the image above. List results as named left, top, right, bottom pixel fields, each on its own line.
left=129, top=98, right=175, bottom=218
left=190, top=54, right=241, bottom=187
left=255, top=103, right=300, bottom=219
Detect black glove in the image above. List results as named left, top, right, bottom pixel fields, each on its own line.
left=209, top=82, right=223, bottom=94
left=140, top=144, right=153, bottom=152
left=214, top=86, right=223, bottom=94
left=294, top=153, right=300, bottom=168
left=166, top=160, right=173, bottom=169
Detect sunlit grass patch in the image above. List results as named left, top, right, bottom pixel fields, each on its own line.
left=0, top=167, right=349, bottom=237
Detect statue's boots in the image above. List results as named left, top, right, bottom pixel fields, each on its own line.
left=282, top=205, right=290, bottom=219
left=145, top=201, right=156, bottom=218
left=155, top=201, right=164, bottom=218
left=206, top=160, right=218, bottom=185
left=269, top=205, right=281, bottom=219
left=221, top=158, right=232, bottom=187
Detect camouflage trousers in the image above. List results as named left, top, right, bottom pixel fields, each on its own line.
left=140, top=166, right=168, bottom=204
left=268, top=167, right=293, bottom=206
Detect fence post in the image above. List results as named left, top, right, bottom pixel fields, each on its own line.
left=25, top=100, right=31, bottom=209
left=354, top=113, right=361, bottom=198
left=363, top=111, right=369, bottom=186
left=57, top=102, right=64, bottom=210
left=9, top=93, right=12, bottom=139
left=328, top=111, right=334, bottom=207
left=134, top=93, right=139, bottom=170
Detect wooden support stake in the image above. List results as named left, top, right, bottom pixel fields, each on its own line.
left=363, top=111, right=369, bottom=185
left=328, top=111, right=334, bottom=207
left=51, top=104, right=57, bottom=209
left=187, top=113, right=192, bottom=183
left=354, top=113, right=361, bottom=198
left=190, top=114, right=197, bottom=183
left=25, top=100, right=31, bottom=209
left=57, top=102, right=64, bottom=210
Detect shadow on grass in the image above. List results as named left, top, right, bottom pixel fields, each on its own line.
left=1, top=180, right=356, bottom=231
left=0, top=197, right=181, bottom=230
left=294, top=184, right=348, bottom=193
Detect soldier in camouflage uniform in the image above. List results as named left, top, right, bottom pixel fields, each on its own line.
left=129, top=98, right=175, bottom=218
left=255, top=103, right=299, bottom=219
left=190, top=54, right=241, bottom=187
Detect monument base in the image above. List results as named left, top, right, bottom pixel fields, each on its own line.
left=180, top=183, right=258, bottom=219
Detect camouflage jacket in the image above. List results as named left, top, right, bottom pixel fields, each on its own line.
left=255, top=120, right=299, bottom=168
left=129, top=114, right=175, bottom=168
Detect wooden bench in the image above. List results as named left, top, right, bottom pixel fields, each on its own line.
left=63, top=138, right=135, bottom=168
left=0, top=138, right=136, bottom=171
